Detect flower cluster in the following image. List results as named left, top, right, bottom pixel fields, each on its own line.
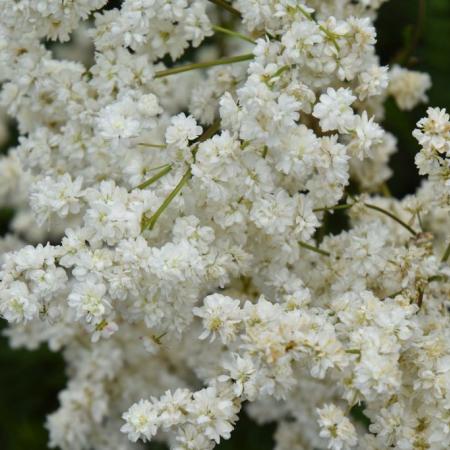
left=414, top=107, right=450, bottom=206
left=0, top=1, right=449, bottom=450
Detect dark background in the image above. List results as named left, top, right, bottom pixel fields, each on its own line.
left=0, top=0, right=449, bottom=448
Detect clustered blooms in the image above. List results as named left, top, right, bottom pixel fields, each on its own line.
left=0, top=1, right=449, bottom=450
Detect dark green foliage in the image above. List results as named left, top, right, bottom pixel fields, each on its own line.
left=0, top=323, right=66, bottom=449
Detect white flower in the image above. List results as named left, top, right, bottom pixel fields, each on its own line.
left=348, top=112, right=385, bottom=159
left=413, top=107, right=450, bottom=202
left=137, top=93, right=162, bottom=117
left=187, top=387, right=238, bottom=443
left=250, top=190, right=296, bottom=234
left=90, top=319, right=119, bottom=343
left=84, top=181, right=142, bottom=245
left=165, top=113, right=203, bottom=149
left=356, top=65, right=389, bottom=100
left=68, top=280, right=110, bottom=323
left=121, top=399, right=159, bottom=442
left=219, top=353, right=258, bottom=400
left=388, top=66, right=431, bottom=111
left=0, top=281, right=39, bottom=323
left=158, top=388, right=192, bottom=427
left=192, top=131, right=241, bottom=183
left=317, top=404, right=357, bottom=450
left=282, top=20, right=323, bottom=64
left=1, top=3, right=449, bottom=450
left=97, top=96, right=142, bottom=141
left=313, top=88, right=356, bottom=133
left=30, top=174, right=84, bottom=225
left=413, top=107, right=450, bottom=154
left=193, top=294, right=242, bottom=343
left=294, top=194, right=319, bottom=241
left=174, top=424, right=215, bottom=450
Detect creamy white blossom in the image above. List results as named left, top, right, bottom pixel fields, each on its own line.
left=0, top=1, right=448, bottom=450
left=317, top=404, right=357, bottom=450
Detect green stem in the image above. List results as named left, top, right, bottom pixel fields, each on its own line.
left=298, top=5, right=340, bottom=51
left=441, top=241, right=450, bottom=263
left=212, top=25, right=255, bottom=44
left=208, top=0, right=241, bottom=18
left=364, top=202, right=418, bottom=236
left=299, top=241, right=331, bottom=257
left=416, top=211, right=424, bottom=232
left=345, top=349, right=361, bottom=355
left=297, top=5, right=313, bottom=21
left=195, top=119, right=221, bottom=143
left=266, top=65, right=292, bottom=88
left=154, top=54, right=254, bottom=78
left=380, top=182, right=392, bottom=197
left=313, top=200, right=418, bottom=236
left=428, top=274, right=448, bottom=283
left=383, top=289, right=405, bottom=300
left=313, top=203, right=354, bottom=213
left=137, top=143, right=167, bottom=149
left=141, top=121, right=221, bottom=231
left=271, top=64, right=291, bottom=79
left=142, top=168, right=192, bottom=230
left=136, top=164, right=172, bottom=190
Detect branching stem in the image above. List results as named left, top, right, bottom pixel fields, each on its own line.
left=212, top=25, right=255, bottom=44
left=154, top=54, right=254, bottom=78
left=364, top=202, right=417, bottom=236
left=441, top=241, right=450, bottom=263
left=313, top=203, right=354, bottom=213
left=314, top=200, right=418, bottom=236
left=137, top=143, right=167, bottom=149
left=136, top=164, right=172, bottom=190
left=141, top=121, right=221, bottom=231
left=299, top=241, right=331, bottom=257
left=208, top=0, right=241, bottom=18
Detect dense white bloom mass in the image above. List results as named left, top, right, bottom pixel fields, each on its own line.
left=0, top=1, right=449, bottom=450
left=317, top=404, right=357, bottom=450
